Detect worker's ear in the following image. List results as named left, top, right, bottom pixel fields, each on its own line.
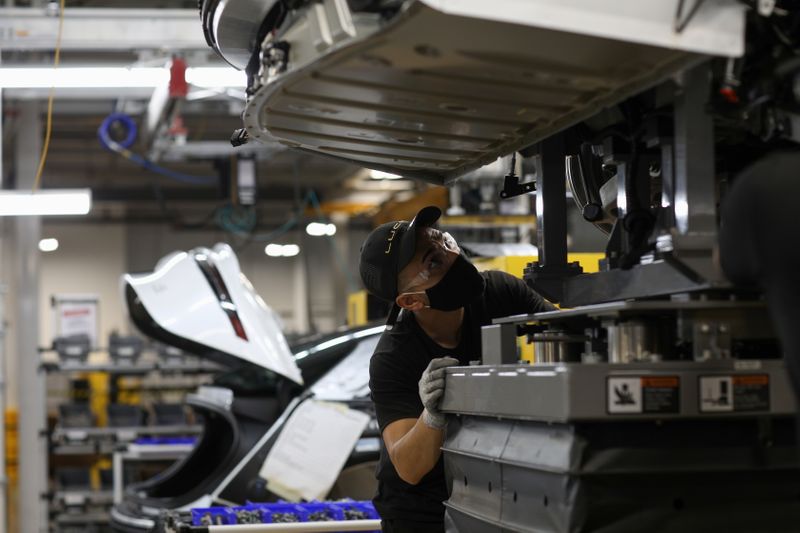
left=396, top=291, right=427, bottom=311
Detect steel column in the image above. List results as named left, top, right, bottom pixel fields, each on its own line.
left=673, top=64, right=716, bottom=237
left=524, top=134, right=582, bottom=303
left=14, top=101, right=47, bottom=533
left=535, top=134, right=568, bottom=267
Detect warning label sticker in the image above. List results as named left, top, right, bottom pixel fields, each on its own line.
left=607, top=376, right=680, bottom=415
left=699, top=375, right=770, bottom=413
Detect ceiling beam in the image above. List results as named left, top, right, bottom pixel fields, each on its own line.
left=0, top=8, right=207, bottom=51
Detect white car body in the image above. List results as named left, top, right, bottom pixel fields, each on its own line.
left=123, top=243, right=303, bottom=384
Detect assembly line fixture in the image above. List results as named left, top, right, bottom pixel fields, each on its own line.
left=438, top=57, right=800, bottom=533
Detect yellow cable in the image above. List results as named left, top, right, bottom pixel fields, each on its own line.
left=31, top=0, right=66, bottom=193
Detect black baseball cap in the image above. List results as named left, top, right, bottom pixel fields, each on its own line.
left=359, top=206, right=442, bottom=322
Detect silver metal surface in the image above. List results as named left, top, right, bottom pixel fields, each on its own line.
left=211, top=0, right=280, bottom=70
left=0, top=8, right=207, bottom=50
left=440, top=360, right=795, bottom=422
left=531, top=332, right=585, bottom=363
left=673, top=64, right=716, bottom=237
left=244, top=0, right=744, bottom=183
left=607, top=321, right=656, bottom=363
left=14, top=101, right=46, bottom=533
left=481, top=324, right=518, bottom=365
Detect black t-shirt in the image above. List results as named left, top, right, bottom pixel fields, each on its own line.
left=368, top=270, right=554, bottom=524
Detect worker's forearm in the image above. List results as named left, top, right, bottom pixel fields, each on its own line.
left=388, top=415, right=445, bottom=485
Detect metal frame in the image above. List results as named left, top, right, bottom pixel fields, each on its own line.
left=112, top=443, right=195, bottom=504
left=240, top=0, right=743, bottom=184
left=524, top=62, right=724, bottom=307
left=14, top=101, right=47, bottom=533
left=441, top=359, right=795, bottom=422
left=523, top=134, right=583, bottom=303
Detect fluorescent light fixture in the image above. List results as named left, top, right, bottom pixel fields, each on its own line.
left=282, top=244, right=300, bottom=257
left=0, top=189, right=91, bottom=216
left=0, top=67, right=166, bottom=88
left=0, top=67, right=246, bottom=89
left=265, top=243, right=300, bottom=257
left=369, top=170, right=403, bottom=180
left=185, top=68, right=247, bottom=89
left=305, top=221, right=336, bottom=237
left=38, top=238, right=59, bottom=252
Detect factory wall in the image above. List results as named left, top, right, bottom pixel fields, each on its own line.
left=39, top=223, right=130, bottom=347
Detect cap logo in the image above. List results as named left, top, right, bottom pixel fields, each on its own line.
left=384, top=222, right=403, bottom=254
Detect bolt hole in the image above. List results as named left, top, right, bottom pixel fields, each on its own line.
left=464, top=476, right=468, bottom=487
left=488, top=482, right=492, bottom=493
left=673, top=498, right=684, bottom=511
left=396, top=138, right=419, bottom=144
left=513, top=491, right=518, bottom=503
left=414, top=44, right=441, bottom=58
left=543, top=496, right=548, bottom=507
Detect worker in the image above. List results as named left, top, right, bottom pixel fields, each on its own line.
left=719, top=151, right=800, bottom=403
left=358, top=205, right=555, bottom=532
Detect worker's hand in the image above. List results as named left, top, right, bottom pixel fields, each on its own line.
left=418, top=356, right=459, bottom=430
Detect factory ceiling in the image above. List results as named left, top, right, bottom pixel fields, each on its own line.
left=1, top=0, right=423, bottom=230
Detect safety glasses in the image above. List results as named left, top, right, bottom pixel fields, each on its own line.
left=401, top=229, right=459, bottom=292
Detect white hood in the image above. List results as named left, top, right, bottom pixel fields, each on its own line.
left=123, top=243, right=303, bottom=385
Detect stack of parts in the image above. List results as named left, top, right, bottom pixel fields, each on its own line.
left=189, top=500, right=380, bottom=529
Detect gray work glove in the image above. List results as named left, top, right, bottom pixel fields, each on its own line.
left=418, top=356, right=459, bottom=430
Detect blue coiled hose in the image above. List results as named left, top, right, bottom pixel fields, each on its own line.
left=97, top=113, right=217, bottom=185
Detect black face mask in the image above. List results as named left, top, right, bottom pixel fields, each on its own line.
left=425, top=253, right=486, bottom=311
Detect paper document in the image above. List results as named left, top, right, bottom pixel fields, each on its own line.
left=259, top=399, right=370, bottom=501
left=310, top=336, right=379, bottom=401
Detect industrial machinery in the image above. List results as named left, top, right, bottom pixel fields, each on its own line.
left=110, top=244, right=383, bottom=532
left=200, top=0, right=742, bottom=183
left=435, top=4, right=800, bottom=531
left=202, top=1, right=800, bottom=531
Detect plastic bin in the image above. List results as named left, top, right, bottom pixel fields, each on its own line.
left=191, top=500, right=381, bottom=529
left=191, top=507, right=235, bottom=526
